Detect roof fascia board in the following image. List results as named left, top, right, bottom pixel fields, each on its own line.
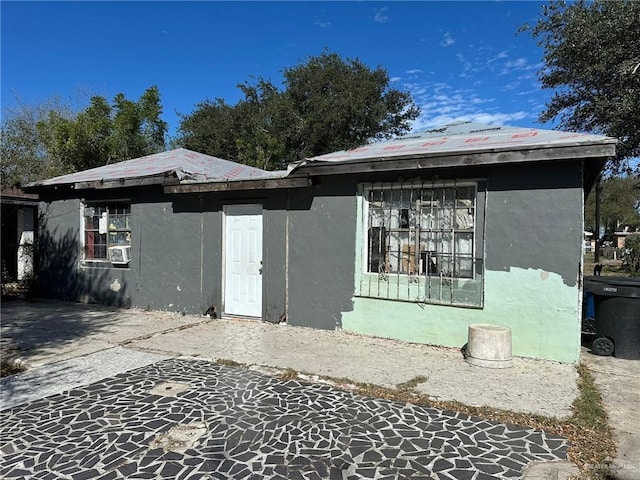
left=583, top=157, right=608, bottom=193
left=0, top=197, right=39, bottom=206
left=164, top=177, right=312, bottom=194
left=73, top=176, right=180, bottom=190
left=290, top=143, right=616, bottom=177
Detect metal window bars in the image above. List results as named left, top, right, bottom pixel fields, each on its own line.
left=364, top=180, right=478, bottom=305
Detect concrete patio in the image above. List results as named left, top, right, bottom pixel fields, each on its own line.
left=1, top=299, right=638, bottom=479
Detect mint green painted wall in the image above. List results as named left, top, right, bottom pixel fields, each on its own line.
left=342, top=162, right=585, bottom=364
left=341, top=267, right=581, bottom=363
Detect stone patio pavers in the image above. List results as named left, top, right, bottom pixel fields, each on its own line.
left=1, top=358, right=569, bottom=480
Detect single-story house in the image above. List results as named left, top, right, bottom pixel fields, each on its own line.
left=26, top=122, right=616, bottom=363
left=1, top=187, right=38, bottom=283
left=614, top=226, right=639, bottom=249
left=583, top=231, right=594, bottom=252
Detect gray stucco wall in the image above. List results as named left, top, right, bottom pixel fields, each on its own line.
left=36, top=158, right=585, bottom=336
left=285, top=159, right=585, bottom=330
left=262, top=194, right=288, bottom=323
left=129, top=194, right=212, bottom=313
left=37, top=199, right=89, bottom=302
left=37, top=188, right=287, bottom=321
left=484, top=161, right=583, bottom=286
left=286, top=180, right=357, bottom=330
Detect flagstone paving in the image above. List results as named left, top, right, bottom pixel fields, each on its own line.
left=0, top=358, right=568, bottom=480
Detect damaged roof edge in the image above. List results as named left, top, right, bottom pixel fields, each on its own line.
left=288, top=142, right=617, bottom=177
left=23, top=148, right=276, bottom=191
left=23, top=125, right=618, bottom=193
left=303, top=122, right=618, bottom=165
left=164, top=177, right=312, bottom=194
left=25, top=170, right=183, bottom=193
left=24, top=167, right=288, bottom=194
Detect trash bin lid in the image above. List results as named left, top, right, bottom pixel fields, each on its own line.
left=584, top=276, right=640, bottom=298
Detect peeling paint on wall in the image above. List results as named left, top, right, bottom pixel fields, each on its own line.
left=484, top=164, right=583, bottom=287
left=341, top=267, right=581, bottom=363
left=109, top=279, right=121, bottom=292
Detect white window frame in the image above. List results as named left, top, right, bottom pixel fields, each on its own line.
left=356, top=179, right=485, bottom=307
left=80, top=201, right=132, bottom=267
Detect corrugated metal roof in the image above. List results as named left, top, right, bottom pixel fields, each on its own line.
left=28, top=123, right=617, bottom=192
left=303, top=122, right=617, bottom=164
left=29, top=148, right=278, bottom=187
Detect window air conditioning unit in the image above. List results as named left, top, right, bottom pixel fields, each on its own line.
left=109, top=245, right=131, bottom=266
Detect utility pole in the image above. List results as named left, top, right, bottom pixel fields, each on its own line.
left=594, top=174, right=603, bottom=263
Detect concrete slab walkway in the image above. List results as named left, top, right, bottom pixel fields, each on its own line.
left=1, top=299, right=577, bottom=418
left=1, top=299, right=637, bottom=479
left=581, top=352, right=640, bottom=480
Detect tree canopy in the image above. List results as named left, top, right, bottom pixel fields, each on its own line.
left=522, top=0, right=640, bottom=173
left=0, top=96, right=72, bottom=189
left=585, top=176, right=640, bottom=237
left=1, top=86, right=167, bottom=188
left=178, top=51, right=420, bottom=170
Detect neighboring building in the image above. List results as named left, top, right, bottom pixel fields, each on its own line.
left=584, top=231, right=594, bottom=252
left=614, top=226, right=639, bottom=249
left=26, top=122, right=616, bottom=363
left=1, top=187, right=38, bottom=282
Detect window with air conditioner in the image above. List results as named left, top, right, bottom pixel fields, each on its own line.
left=82, top=202, right=131, bottom=266
left=108, top=245, right=131, bottom=265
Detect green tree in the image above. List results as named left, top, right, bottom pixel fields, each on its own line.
left=138, top=85, right=168, bottom=154
left=585, top=176, right=640, bottom=236
left=283, top=51, right=419, bottom=160
left=111, top=85, right=168, bottom=160
left=42, top=86, right=168, bottom=170
left=522, top=0, right=640, bottom=172
left=177, top=98, right=240, bottom=161
left=1, top=86, right=168, bottom=188
left=40, top=96, right=114, bottom=172
left=178, top=51, right=420, bottom=169
left=624, top=234, right=640, bottom=276
left=111, top=93, right=143, bottom=161
left=0, top=96, right=73, bottom=188
left=232, top=80, right=291, bottom=170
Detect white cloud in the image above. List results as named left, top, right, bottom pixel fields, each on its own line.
left=405, top=69, right=423, bottom=75
left=314, top=19, right=331, bottom=28
left=499, top=57, right=540, bottom=76
left=506, top=58, right=528, bottom=69
left=412, top=111, right=530, bottom=132
left=374, top=8, right=389, bottom=24
left=440, top=32, right=455, bottom=47
left=403, top=81, right=534, bottom=132
left=502, top=80, right=521, bottom=91
left=402, top=82, right=427, bottom=96
left=390, top=76, right=402, bottom=83
left=456, top=52, right=485, bottom=78
left=487, top=51, right=509, bottom=63
left=516, top=89, right=539, bottom=96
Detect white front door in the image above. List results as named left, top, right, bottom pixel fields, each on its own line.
left=224, top=204, right=263, bottom=317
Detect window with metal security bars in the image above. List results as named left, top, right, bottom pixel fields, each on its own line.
left=357, top=180, right=485, bottom=307
left=82, top=202, right=131, bottom=265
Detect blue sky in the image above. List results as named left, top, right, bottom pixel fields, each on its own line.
left=2, top=1, right=555, bottom=139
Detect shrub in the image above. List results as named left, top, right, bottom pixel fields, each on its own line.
left=624, top=233, right=640, bottom=276
left=1, top=358, right=26, bottom=377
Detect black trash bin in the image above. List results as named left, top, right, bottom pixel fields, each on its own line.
left=583, top=276, right=640, bottom=360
